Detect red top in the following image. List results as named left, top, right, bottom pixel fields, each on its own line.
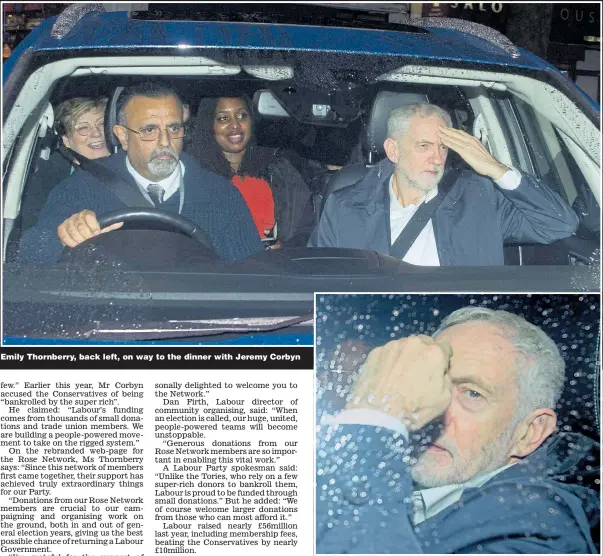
left=231, top=175, right=275, bottom=238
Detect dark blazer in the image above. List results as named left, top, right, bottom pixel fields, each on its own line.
left=309, top=159, right=579, bottom=265
left=18, top=151, right=263, bottom=264
left=265, top=154, right=315, bottom=247
left=316, top=424, right=599, bottom=554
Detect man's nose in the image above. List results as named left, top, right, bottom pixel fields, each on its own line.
left=157, top=128, right=171, bottom=147
left=429, top=146, right=443, bottom=165
left=441, top=407, right=454, bottom=429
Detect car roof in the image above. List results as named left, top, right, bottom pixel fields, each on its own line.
left=7, top=9, right=553, bottom=74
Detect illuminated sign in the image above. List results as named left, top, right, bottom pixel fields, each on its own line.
left=422, top=2, right=508, bottom=33
left=449, top=3, right=504, bottom=13
left=550, top=5, right=600, bottom=44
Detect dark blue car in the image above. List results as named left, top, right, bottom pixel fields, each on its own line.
left=2, top=4, right=600, bottom=342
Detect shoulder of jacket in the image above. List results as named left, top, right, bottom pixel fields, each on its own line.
left=182, top=152, right=221, bottom=182
left=97, top=150, right=128, bottom=175
left=333, top=167, right=389, bottom=209
left=332, top=179, right=372, bottom=205
left=185, top=159, right=242, bottom=201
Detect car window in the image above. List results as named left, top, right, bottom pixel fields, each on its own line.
left=508, top=95, right=600, bottom=231
left=511, top=96, right=575, bottom=202
left=488, top=92, right=536, bottom=180
left=4, top=73, right=599, bottom=260
left=1, top=8, right=600, bottom=302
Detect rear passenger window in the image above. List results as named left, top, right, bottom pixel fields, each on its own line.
left=552, top=128, right=600, bottom=234
left=489, top=93, right=533, bottom=177
left=508, top=97, right=599, bottom=234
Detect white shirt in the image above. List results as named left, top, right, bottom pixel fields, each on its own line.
left=390, top=169, right=522, bottom=266
left=324, top=408, right=514, bottom=524
left=412, top=463, right=515, bottom=525
left=389, top=177, right=441, bottom=266
left=126, top=157, right=185, bottom=206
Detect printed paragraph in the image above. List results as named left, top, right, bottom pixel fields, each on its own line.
left=154, top=381, right=300, bottom=551
left=0, top=381, right=145, bottom=552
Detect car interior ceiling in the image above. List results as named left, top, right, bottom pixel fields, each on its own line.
left=5, top=73, right=600, bottom=268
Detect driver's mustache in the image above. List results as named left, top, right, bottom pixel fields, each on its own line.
left=151, top=149, right=177, bottom=159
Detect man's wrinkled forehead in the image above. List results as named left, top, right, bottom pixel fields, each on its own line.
left=409, top=114, right=446, bottom=135
left=436, top=321, right=520, bottom=392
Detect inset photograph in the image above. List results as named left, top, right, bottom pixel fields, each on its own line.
left=316, top=294, right=600, bottom=554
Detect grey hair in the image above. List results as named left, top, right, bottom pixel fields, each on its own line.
left=434, top=307, right=565, bottom=419
left=387, top=103, right=453, bottom=139
left=116, top=82, right=182, bottom=126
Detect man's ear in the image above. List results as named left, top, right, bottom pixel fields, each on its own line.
left=509, top=408, right=557, bottom=459
left=384, top=137, right=399, bottom=164
left=113, top=125, right=128, bottom=151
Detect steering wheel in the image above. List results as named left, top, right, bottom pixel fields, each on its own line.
left=97, top=208, right=217, bottom=252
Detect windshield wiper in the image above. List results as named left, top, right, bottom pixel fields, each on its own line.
left=80, top=314, right=313, bottom=341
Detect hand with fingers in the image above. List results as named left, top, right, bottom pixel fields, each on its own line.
left=438, top=125, right=510, bottom=181
left=266, top=240, right=283, bottom=250
left=346, top=334, right=453, bottom=431
left=57, top=209, right=124, bottom=248
left=263, top=228, right=283, bottom=250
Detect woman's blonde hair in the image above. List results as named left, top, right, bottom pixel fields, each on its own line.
left=55, top=96, right=108, bottom=136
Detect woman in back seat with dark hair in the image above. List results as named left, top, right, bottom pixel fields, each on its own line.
left=188, top=96, right=314, bottom=248
left=21, top=96, right=111, bottom=229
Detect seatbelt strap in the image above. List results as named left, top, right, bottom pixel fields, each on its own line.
left=389, top=168, right=459, bottom=260
left=62, top=147, right=153, bottom=208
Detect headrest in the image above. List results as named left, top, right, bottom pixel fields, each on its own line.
left=38, top=103, right=59, bottom=159
left=107, top=86, right=125, bottom=152
left=363, top=91, right=429, bottom=161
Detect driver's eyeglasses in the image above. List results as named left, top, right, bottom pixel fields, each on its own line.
left=122, top=124, right=186, bottom=141
left=73, top=121, right=105, bottom=136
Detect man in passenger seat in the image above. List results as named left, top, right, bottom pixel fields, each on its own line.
left=18, top=82, right=263, bottom=264
left=308, top=104, right=579, bottom=266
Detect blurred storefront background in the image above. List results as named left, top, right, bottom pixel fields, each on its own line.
left=412, top=3, right=600, bottom=103
left=3, top=3, right=65, bottom=59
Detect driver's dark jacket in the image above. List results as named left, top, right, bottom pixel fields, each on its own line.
left=309, top=159, right=579, bottom=265
left=317, top=426, right=599, bottom=553
left=18, top=151, right=263, bottom=264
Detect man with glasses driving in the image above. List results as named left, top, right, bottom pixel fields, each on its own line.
left=18, top=82, right=263, bottom=264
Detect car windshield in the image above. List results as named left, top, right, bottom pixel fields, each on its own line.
left=2, top=5, right=601, bottom=340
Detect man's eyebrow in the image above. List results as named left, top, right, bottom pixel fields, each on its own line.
left=451, top=375, right=495, bottom=395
